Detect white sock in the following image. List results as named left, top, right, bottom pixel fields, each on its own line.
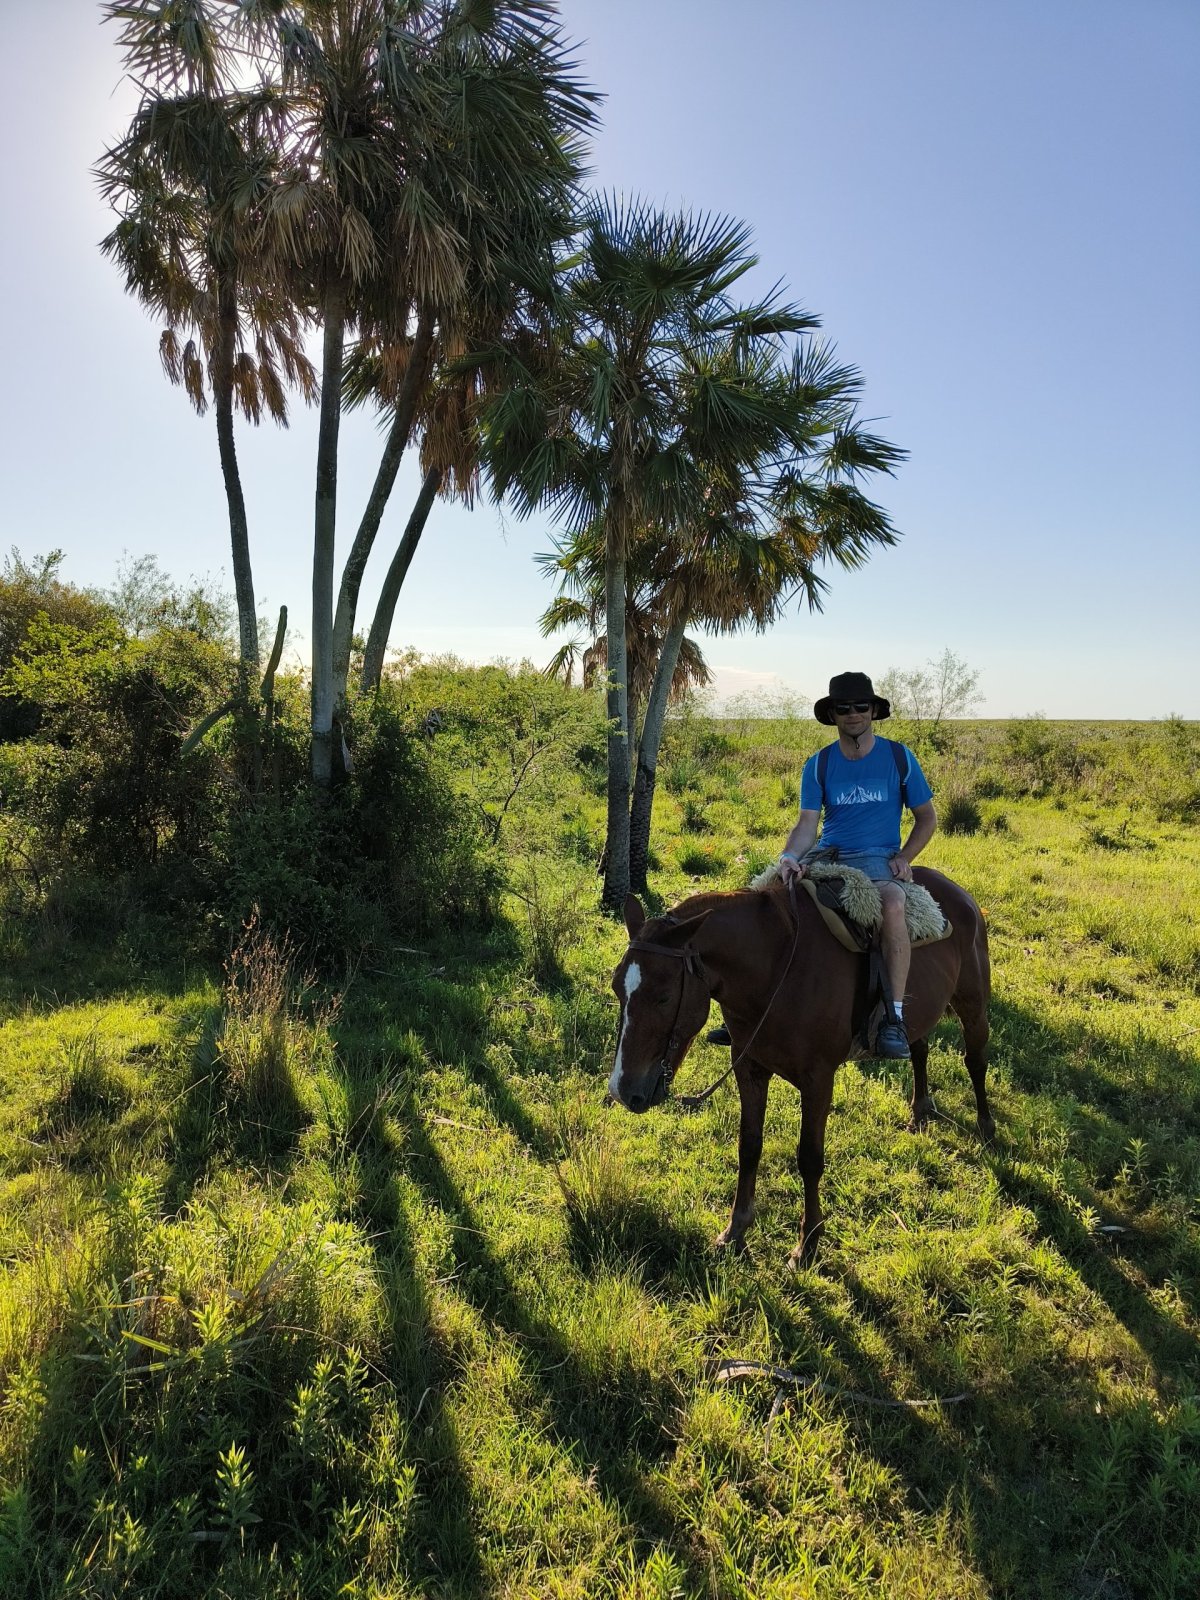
left=892, top=1001, right=904, bottom=1020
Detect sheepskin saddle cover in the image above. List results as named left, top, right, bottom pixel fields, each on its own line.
left=750, top=860, right=950, bottom=949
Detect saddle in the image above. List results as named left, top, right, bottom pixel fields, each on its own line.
left=753, top=859, right=952, bottom=1059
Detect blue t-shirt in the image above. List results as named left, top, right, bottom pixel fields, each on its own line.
left=799, top=739, right=932, bottom=856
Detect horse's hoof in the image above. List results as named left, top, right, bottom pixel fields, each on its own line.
left=978, top=1116, right=997, bottom=1145
left=787, top=1243, right=816, bottom=1274
left=714, top=1230, right=748, bottom=1257
left=908, top=1097, right=935, bottom=1132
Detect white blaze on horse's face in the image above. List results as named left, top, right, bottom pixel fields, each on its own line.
left=608, top=961, right=642, bottom=1103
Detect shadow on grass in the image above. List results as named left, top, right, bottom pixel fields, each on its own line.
left=394, top=1107, right=708, bottom=1587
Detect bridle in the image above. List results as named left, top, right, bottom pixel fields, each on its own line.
left=623, top=879, right=803, bottom=1110
left=624, top=933, right=704, bottom=1096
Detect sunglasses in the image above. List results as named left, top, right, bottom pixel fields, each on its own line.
left=833, top=700, right=873, bottom=714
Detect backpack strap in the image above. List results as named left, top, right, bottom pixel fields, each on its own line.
left=816, top=738, right=910, bottom=810
left=887, top=738, right=910, bottom=810
left=816, top=743, right=831, bottom=807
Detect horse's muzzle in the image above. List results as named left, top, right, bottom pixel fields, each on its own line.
left=623, top=1064, right=668, bottom=1114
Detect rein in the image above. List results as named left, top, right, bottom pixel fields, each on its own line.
left=630, top=880, right=803, bottom=1110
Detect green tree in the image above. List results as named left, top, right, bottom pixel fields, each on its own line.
left=259, top=0, right=594, bottom=784
left=540, top=331, right=903, bottom=895
left=97, top=4, right=316, bottom=667
left=0, top=551, right=114, bottom=742
left=480, top=199, right=818, bottom=909
left=99, top=1, right=596, bottom=787
left=878, top=648, right=983, bottom=754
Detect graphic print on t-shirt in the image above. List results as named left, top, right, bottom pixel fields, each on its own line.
left=836, top=782, right=887, bottom=806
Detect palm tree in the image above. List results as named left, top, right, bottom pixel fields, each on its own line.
left=98, top=4, right=317, bottom=668
left=256, top=0, right=594, bottom=783
left=480, top=199, right=817, bottom=909
left=101, top=1, right=595, bottom=784
left=538, top=552, right=712, bottom=774
left=537, top=333, right=905, bottom=893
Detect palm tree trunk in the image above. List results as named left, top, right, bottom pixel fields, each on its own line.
left=331, top=308, right=436, bottom=709
left=213, top=278, right=259, bottom=667
left=360, top=466, right=442, bottom=693
left=601, top=502, right=632, bottom=911
left=311, top=282, right=347, bottom=788
left=629, top=613, right=686, bottom=895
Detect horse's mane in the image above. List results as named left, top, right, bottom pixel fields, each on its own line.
left=648, top=885, right=786, bottom=937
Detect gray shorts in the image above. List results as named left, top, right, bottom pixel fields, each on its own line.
left=806, top=849, right=896, bottom=884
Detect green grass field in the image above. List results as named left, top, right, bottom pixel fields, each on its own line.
left=2, top=714, right=1198, bottom=1598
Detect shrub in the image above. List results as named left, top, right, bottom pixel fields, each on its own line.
left=681, top=795, right=710, bottom=833
left=1, top=615, right=236, bottom=876
left=941, top=792, right=983, bottom=835
left=678, top=844, right=725, bottom=876
left=346, top=685, right=500, bottom=933
left=0, top=549, right=113, bottom=740
left=662, top=751, right=702, bottom=794
left=512, top=860, right=589, bottom=985
left=385, top=656, right=608, bottom=846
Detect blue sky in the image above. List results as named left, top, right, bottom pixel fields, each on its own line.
left=2, top=0, right=1197, bottom=716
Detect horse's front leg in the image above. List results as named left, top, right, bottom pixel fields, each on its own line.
left=908, top=1035, right=936, bottom=1130
left=715, top=1065, right=770, bottom=1254
left=789, top=1070, right=834, bottom=1270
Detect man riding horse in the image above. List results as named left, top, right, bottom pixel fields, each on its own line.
left=608, top=670, right=990, bottom=1265
left=710, top=670, right=935, bottom=1059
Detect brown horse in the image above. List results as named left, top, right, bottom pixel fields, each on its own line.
left=607, top=868, right=993, bottom=1266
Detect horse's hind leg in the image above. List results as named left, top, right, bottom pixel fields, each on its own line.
left=715, top=1066, right=769, bottom=1254
left=955, top=996, right=995, bottom=1143
left=908, top=1036, right=935, bottom=1131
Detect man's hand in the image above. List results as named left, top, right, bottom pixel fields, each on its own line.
left=778, top=854, right=808, bottom=883
left=889, top=854, right=913, bottom=883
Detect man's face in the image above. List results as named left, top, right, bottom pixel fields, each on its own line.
left=833, top=698, right=874, bottom=737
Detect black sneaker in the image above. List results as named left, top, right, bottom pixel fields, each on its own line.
left=706, top=1024, right=732, bottom=1047
left=875, top=1018, right=911, bottom=1059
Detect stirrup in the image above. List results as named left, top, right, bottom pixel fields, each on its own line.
left=706, top=1023, right=732, bottom=1047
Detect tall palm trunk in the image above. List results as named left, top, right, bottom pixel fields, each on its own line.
left=213, top=275, right=259, bottom=667
left=331, top=308, right=436, bottom=710
left=360, top=466, right=443, bottom=693
left=601, top=498, right=632, bottom=911
left=312, top=283, right=347, bottom=787
left=629, top=613, right=687, bottom=895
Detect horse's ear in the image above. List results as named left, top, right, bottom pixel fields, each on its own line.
left=658, top=910, right=710, bottom=947
left=624, top=895, right=646, bottom=937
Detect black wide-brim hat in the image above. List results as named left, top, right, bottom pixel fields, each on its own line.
left=813, top=671, right=891, bottom=726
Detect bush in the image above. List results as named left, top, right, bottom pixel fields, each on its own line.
left=384, top=656, right=607, bottom=844
left=0, top=616, right=508, bottom=958
left=0, top=549, right=113, bottom=740
left=941, top=792, right=983, bottom=835
left=678, top=843, right=725, bottom=876
left=218, top=695, right=500, bottom=959
left=345, top=686, right=500, bottom=933
left=1, top=615, right=236, bottom=877
left=512, top=859, right=590, bottom=985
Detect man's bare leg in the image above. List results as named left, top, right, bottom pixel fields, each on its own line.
left=877, top=882, right=911, bottom=1058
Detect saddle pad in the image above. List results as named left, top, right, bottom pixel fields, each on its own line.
left=752, top=861, right=952, bottom=952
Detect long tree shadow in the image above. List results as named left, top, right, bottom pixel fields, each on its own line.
left=305, top=1021, right=713, bottom=1590
left=987, top=992, right=1200, bottom=1371
left=372, top=1093, right=713, bottom=1588
left=319, top=1059, right=488, bottom=1596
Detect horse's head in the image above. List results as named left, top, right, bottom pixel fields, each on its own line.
left=608, top=895, right=711, bottom=1113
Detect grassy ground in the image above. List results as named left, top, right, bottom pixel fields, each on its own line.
left=1, top=718, right=1198, bottom=1598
